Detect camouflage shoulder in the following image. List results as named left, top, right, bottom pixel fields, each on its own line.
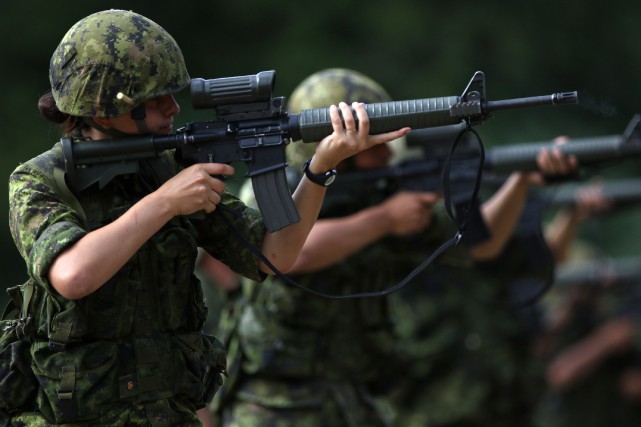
left=11, top=142, right=65, bottom=180
left=10, top=142, right=86, bottom=222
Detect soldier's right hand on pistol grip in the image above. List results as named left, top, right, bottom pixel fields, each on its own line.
left=158, top=163, right=235, bottom=216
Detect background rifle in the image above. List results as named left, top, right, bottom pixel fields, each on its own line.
left=62, top=70, right=577, bottom=232
left=328, top=115, right=641, bottom=198
left=554, top=257, right=641, bottom=288
left=542, top=178, right=641, bottom=210
left=476, top=114, right=641, bottom=173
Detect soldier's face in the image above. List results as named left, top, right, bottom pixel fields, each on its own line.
left=354, top=143, right=392, bottom=170
left=98, top=94, right=181, bottom=135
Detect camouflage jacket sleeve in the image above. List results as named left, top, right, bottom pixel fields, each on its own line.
left=154, top=155, right=267, bottom=282
left=195, top=187, right=267, bottom=283
left=8, top=145, right=87, bottom=288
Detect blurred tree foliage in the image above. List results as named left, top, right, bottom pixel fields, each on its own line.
left=1, top=0, right=640, bottom=294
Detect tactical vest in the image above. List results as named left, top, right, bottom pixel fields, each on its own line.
left=16, top=144, right=226, bottom=423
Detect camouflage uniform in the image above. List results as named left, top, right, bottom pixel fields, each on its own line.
left=4, top=10, right=267, bottom=425
left=213, top=183, right=468, bottom=427
left=532, top=262, right=641, bottom=427
left=385, top=234, right=548, bottom=427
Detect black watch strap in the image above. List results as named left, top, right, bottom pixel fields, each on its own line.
left=303, top=159, right=337, bottom=187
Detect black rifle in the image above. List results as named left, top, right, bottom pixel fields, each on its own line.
left=62, top=70, right=577, bottom=232
left=542, top=178, right=641, bottom=210
left=482, top=114, right=641, bottom=173
left=554, top=257, right=641, bottom=288
left=326, top=115, right=641, bottom=199
left=407, top=114, right=641, bottom=178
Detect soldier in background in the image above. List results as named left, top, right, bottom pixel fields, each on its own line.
left=210, top=68, right=432, bottom=427
left=210, top=68, right=579, bottom=427
left=384, top=143, right=598, bottom=427
left=532, top=183, right=641, bottom=427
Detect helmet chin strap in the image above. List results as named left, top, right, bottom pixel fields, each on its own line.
left=130, top=104, right=151, bottom=134
left=83, top=104, right=150, bottom=137
left=83, top=117, right=130, bottom=138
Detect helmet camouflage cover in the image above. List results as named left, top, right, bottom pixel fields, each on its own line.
left=286, top=68, right=408, bottom=169
left=49, top=9, right=190, bottom=118
left=286, top=68, right=391, bottom=114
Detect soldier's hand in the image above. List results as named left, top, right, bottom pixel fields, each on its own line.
left=573, top=181, right=612, bottom=220
left=380, top=191, right=441, bottom=236
left=312, top=102, right=410, bottom=171
left=527, top=136, right=579, bottom=186
left=154, top=163, right=235, bottom=216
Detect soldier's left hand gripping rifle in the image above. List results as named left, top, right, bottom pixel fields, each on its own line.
left=61, top=70, right=577, bottom=232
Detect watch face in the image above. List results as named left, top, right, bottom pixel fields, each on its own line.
left=304, top=159, right=337, bottom=186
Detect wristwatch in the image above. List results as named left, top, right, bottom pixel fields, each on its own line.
left=303, top=159, right=337, bottom=187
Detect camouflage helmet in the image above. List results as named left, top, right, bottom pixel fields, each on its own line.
left=287, top=68, right=392, bottom=114
left=285, top=68, right=408, bottom=168
left=49, top=9, right=190, bottom=118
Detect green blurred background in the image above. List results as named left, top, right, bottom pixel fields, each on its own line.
left=2, top=0, right=641, bottom=294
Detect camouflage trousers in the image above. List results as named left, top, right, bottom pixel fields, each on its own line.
left=379, top=368, right=537, bottom=427
left=216, top=377, right=390, bottom=427
left=8, top=399, right=202, bottom=426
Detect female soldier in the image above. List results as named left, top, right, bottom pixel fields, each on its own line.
left=5, top=10, right=408, bottom=426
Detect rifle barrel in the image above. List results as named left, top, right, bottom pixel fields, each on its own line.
left=486, top=92, right=578, bottom=112
left=485, top=135, right=634, bottom=173
left=67, top=134, right=183, bottom=165
left=545, top=179, right=641, bottom=207
left=555, top=257, right=641, bottom=287
left=295, top=91, right=577, bottom=143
